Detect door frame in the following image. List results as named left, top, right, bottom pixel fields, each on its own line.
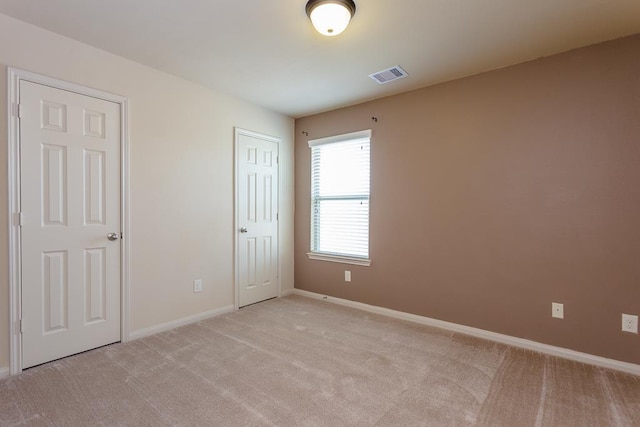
left=233, top=127, right=281, bottom=310
left=7, top=67, right=131, bottom=375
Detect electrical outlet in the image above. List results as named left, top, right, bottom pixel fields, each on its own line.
left=622, top=314, right=638, bottom=334
left=193, top=279, right=202, bottom=293
left=552, top=302, right=564, bottom=319
left=345, top=271, right=351, bottom=282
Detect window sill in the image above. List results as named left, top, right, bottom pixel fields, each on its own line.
left=306, top=252, right=371, bottom=267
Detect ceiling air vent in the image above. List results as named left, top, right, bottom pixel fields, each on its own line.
left=369, top=66, right=408, bottom=84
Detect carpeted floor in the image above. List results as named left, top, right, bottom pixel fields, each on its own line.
left=0, top=294, right=639, bottom=426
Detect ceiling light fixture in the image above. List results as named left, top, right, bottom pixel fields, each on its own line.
left=305, top=0, right=356, bottom=37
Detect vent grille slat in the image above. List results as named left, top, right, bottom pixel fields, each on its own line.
left=369, top=66, right=408, bottom=84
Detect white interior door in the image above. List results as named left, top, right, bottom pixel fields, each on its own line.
left=20, top=80, right=121, bottom=369
left=236, top=130, right=279, bottom=308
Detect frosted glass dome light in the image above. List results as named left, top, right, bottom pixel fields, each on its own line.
left=306, top=0, right=356, bottom=37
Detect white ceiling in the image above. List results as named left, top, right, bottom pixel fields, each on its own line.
left=1, top=1, right=639, bottom=118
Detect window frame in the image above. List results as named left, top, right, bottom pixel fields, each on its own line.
left=306, top=129, right=372, bottom=267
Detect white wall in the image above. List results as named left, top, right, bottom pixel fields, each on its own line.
left=0, top=14, right=295, bottom=370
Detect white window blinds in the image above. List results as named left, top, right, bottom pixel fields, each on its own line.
left=309, top=130, right=371, bottom=261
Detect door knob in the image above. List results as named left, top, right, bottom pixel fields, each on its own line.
left=240, top=227, right=248, bottom=233
left=107, top=233, right=119, bottom=241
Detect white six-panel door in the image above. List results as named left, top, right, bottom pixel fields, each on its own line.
left=20, top=81, right=121, bottom=368
left=236, top=130, right=279, bottom=308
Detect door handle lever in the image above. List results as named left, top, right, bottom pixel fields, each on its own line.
left=240, top=227, right=248, bottom=233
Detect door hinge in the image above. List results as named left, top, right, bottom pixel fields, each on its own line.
left=276, top=213, right=279, bottom=221
left=276, top=156, right=279, bottom=164
left=16, top=103, right=24, bottom=119
left=16, top=212, right=23, bottom=227
left=19, top=319, right=24, bottom=334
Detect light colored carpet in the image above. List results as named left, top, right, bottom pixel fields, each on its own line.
left=1, top=294, right=639, bottom=426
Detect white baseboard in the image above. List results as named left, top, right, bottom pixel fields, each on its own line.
left=281, top=288, right=295, bottom=297
left=129, top=305, right=234, bottom=341
left=292, top=289, right=640, bottom=376
left=0, top=367, right=9, bottom=381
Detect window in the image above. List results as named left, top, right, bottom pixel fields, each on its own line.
left=307, top=130, right=371, bottom=266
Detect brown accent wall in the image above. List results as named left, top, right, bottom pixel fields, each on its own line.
left=294, top=34, right=640, bottom=365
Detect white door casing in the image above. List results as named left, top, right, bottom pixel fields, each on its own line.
left=235, top=129, right=280, bottom=308
left=8, top=68, right=130, bottom=374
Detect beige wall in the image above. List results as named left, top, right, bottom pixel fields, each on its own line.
left=0, top=14, right=295, bottom=370
left=295, top=34, right=640, bottom=364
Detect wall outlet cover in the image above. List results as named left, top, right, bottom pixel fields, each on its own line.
left=552, top=302, right=564, bottom=319
left=345, top=271, right=351, bottom=282
left=622, top=314, right=638, bottom=334
left=193, top=279, right=203, bottom=293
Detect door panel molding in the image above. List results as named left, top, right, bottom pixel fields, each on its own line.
left=7, top=68, right=131, bottom=375
left=234, top=128, right=281, bottom=309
